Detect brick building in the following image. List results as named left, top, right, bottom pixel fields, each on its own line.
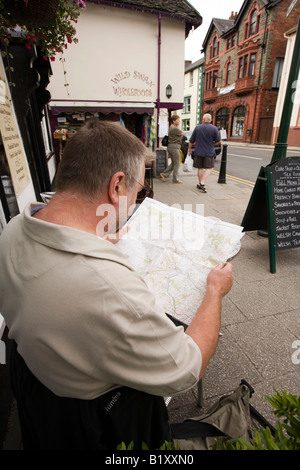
left=202, top=0, right=300, bottom=144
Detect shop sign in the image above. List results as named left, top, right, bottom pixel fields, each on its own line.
left=110, top=70, right=155, bottom=99
left=0, top=80, right=5, bottom=105
left=0, top=61, right=31, bottom=197
left=219, top=83, right=235, bottom=95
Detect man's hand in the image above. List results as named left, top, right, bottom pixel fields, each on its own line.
left=206, top=262, right=234, bottom=298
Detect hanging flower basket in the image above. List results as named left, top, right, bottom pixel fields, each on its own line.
left=0, top=1, right=86, bottom=60
left=2, top=0, right=60, bottom=27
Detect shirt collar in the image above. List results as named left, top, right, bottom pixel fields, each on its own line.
left=21, top=203, right=133, bottom=269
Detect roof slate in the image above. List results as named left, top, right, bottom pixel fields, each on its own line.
left=185, top=57, right=205, bottom=72
left=202, top=0, right=284, bottom=47
left=86, top=0, right=203, bottom=32
left=213, top=18, right=235, bottom=35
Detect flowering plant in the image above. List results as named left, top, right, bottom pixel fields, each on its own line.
left=0, top=0, right=86, bottom=61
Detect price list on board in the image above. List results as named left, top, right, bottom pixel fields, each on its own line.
left=269, top=157, right=300, bottom=250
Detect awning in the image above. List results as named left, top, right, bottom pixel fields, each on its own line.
left=48, top=101, right=155, bottom=116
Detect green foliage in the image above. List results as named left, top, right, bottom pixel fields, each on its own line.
left=117, top=440, right=180, bottom=451
left=216, top=390, right=300, bottom=451
left=117, top=390, right=300, bottom=451
left=0, top=0, right=85, bottom=60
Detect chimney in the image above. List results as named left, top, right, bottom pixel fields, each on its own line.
left=229, top=11, right=238, bottom=20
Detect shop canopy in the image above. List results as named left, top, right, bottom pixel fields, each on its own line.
left=49, top=101, right=156, bottom=116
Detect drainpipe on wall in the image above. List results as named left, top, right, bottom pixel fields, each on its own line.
left=156, top=13, right=161, bottom=148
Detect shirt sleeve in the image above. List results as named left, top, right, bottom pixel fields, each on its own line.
left=214, top=127, right=221, bottom=142
left=90, top=264, right=202, bottom=397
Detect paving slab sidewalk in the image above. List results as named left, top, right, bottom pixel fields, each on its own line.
left=3, top=163, right=299, bottom=449
left=153, top=165, right=300, bottom=427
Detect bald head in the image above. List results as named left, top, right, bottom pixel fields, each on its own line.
left=203, top=114, right=212, bottom=123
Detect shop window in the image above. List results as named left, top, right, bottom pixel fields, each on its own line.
left=272, top=58, right=284, bottom=89
left=231, top=106, right=246, bottom=138
left=216, top=108, right=230, bottom=134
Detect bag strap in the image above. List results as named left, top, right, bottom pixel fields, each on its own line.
left=171, top=421, right=229, bottom=439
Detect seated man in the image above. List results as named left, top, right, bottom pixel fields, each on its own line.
left=0, top=120, right=233, bottom=450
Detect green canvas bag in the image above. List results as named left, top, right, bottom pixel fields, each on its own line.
left=171, top=382, right=254, bottom=450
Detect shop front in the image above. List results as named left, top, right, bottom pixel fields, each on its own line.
left=48, top=100, right=156, bottom=157
left=231, top=106, right=246, bottom=138
left=204, top=98, right=251, bottom=142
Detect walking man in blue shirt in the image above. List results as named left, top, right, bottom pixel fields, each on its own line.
left=188, top=114, right=221, bottom=193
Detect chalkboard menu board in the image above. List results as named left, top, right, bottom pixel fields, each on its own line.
left=267, top=157, right=300, bottom=251
left=155, top=149, right=167, bottom=177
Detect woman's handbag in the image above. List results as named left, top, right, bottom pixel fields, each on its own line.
left=161, top=135, right=168, bottom=147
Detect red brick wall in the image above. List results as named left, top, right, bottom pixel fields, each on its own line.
left=202, top=0, right=300, bottom=144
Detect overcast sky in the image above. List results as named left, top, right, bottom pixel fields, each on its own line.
left=185, top=0, right=245, bottom=62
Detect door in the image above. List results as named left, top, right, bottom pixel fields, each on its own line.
left=257, top=117, right=274, bottom=144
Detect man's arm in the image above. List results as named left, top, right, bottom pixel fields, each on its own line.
left=188, top=130, right=196, bottom=154
left=185, top=263, right=233, bottom=379
left=214, top=127, right=221, bottom=144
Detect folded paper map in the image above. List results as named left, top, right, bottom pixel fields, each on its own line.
left=118, top=198, right=244, bottom=325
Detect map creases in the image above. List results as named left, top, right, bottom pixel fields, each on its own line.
left=118, top=198, right=244, bottom=325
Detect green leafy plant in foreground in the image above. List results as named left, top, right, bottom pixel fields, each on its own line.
left=216, top=390, right=300, bottom=450
left=117, top=390, right=300, bottom=450
left=117, top=440, right=179, bottom=451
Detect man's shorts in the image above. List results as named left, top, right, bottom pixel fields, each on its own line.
left=193, top=156, right=215, bottom=169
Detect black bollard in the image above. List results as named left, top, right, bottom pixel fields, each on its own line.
left=218, top=143, right=227, bottom=184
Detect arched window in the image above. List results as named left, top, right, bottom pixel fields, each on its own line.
left=249, top=9, right=257, bottom=36
left=213, top=37, right=218, bottom=57
left=226, top=62, right=232, bottom=85
left=216, top=108, right=230, bottom=134
left=231, top=106, right=246, bottom=138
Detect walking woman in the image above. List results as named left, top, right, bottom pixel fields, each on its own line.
left=160, top=115, right=184, bottom=184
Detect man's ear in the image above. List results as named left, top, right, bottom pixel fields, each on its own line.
left=108, top=172, right=127, bottom=204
